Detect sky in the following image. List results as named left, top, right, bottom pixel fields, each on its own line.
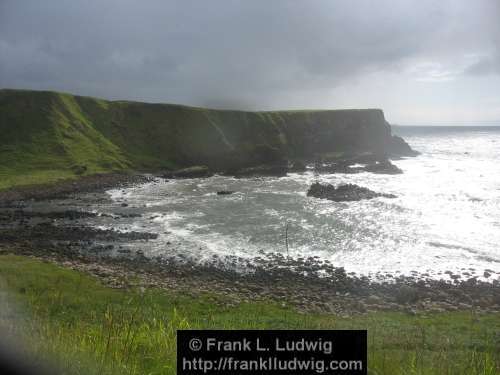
left=1, top=0, right=499, bottom=125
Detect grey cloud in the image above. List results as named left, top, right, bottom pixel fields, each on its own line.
left=463, top=1, right=500, bottom=76
left=466, top=54, right=500, bottom=76
left=0, top=0, right=498, bottom=110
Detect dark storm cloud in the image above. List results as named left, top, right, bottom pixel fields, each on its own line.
left=0, top=0, right=497, bottom=109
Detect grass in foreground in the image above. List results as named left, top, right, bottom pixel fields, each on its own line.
left=0, top=169, right=77, bottom=191
left=0, top=254, right=499, bottom=375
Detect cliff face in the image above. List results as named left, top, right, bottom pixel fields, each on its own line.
left=0, top=89, right=414, bottom=185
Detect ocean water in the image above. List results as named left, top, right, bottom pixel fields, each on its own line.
left=105, top=126, right=500, bottom=280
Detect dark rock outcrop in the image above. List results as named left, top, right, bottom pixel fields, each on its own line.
left=313, top=157, right=402, bottom=175
left=307, top=182, right=396, bottom=202
left=342, top=152, right=385, bottom=164
left=364, top=160, right=403, bottom=174
left=388, top=135, right=420, bottom=157
left=163, top=165, right=213, bottom=179
left=230, top=163, right=288, bottom=178
left=217, top=191, right=234, bottom=195
left=289, top=160, right=307, bottom=172
left=71, top=164, right=88, bottom=175
left=314, top=163, right=361, bottom=174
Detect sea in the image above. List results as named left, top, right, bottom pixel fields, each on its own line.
left=105, top=126, right=500, bottom=281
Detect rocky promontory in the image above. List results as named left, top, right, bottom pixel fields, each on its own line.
left=307, top=182, right=397, bottom=202
left=0, top=89, right=417, bottom=188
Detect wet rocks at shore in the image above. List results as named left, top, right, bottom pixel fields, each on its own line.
left=159, top=154, right=404, bottom=180
left=314, top=162, right=358, bottom=174
left=0, top=173, right=153, bottom=204
left=150, top=148, right=411, bottom=181
left=163, top=165, right=214, bottom=179
left=0, top=222, right=157, bottom=243
left=229, top=163, right=288, bottom=178
left=363, top=159, right=403, bottom=174
left=0, top=209, right=99, bottom=222
left=225, top=153, right=403, bottom=178
left=307, top=182, right=397, bottom=202
left=2, top=241, right=499, bottom=315
left=0, top=204, right=157, bottom=260
left=217, top=190, right=234, bottom=195
left=289, top=160, right=307, bottom=172
left=313, top=154, right=403, bottom=175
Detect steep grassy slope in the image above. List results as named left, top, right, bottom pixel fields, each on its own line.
left=0, top=90, right=130, bottom=189
left=0, top=89, right=394, bottom=189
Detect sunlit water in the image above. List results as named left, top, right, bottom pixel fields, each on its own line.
left=104, top=126, right=500, bottom=280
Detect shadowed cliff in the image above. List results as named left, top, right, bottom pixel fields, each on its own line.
left=0, top=89, right=415, bottom=188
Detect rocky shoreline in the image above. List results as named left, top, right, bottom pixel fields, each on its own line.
left=158, top=152, right=408, bottom=180
left=1, top=171, right=499, bottom=316
left=2, top=241, right=499, bottom=315
left=0, top=173, right=153, bottom=205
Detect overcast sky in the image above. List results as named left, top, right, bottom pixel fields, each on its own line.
left=1, top=0, right=499, bottom=125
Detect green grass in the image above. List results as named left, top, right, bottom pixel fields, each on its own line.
left=0, top=255, right=499, bottom=374
left=0, top=169, right=76, bottom=191
left=0, top=90, right=131, bottom=190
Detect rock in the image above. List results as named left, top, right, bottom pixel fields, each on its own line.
left=313, top=154, right=403, bottom=175
left=231, top=164, right=288, bottom=177
left=71, top=164, right=88, bottom=175
left=289, top=160, right=307, bottom=172
left=343, top=153, right=385, bottom=165
left=306, top=182, right=396, bottom=202
left=405, top=307, right=418, bottom=315
left=395, top=285, right=420, bottom=304
left=163, top=165, right=213, bottom=179
left=366, top=295, right=383, bottom=305
left=388, top=135, right=420, bottom=157
left=314, top=163, right=361, bottom=174
left=363, top=159, right=403, bottom=174
left=217, top=191, right=234, bottom=195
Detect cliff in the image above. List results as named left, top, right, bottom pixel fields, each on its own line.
left=0, top=89, right=415, bottom=188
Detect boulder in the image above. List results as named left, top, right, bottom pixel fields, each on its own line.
left=71, top=164, right=88, bottom=175
left=217, top=191, right=234, bottom=195
left=313, top=153, right=401, bottom=175
left=163, top=165, right=213, bottom=178
left=346, top=153, right=385, bottom=164
left=289, top=160, right=307, bottom=172
left=363, top=159, right=403, bottom=174
left=314, top=163, right=361, bottom=174
left=306, top=182, right=396, bottom=202
left=231, top=164, right=288, bottom=178
left=395, top=285, right=420, bottom=304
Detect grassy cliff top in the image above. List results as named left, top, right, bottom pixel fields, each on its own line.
left=0, top=88, right=383, bottom=113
